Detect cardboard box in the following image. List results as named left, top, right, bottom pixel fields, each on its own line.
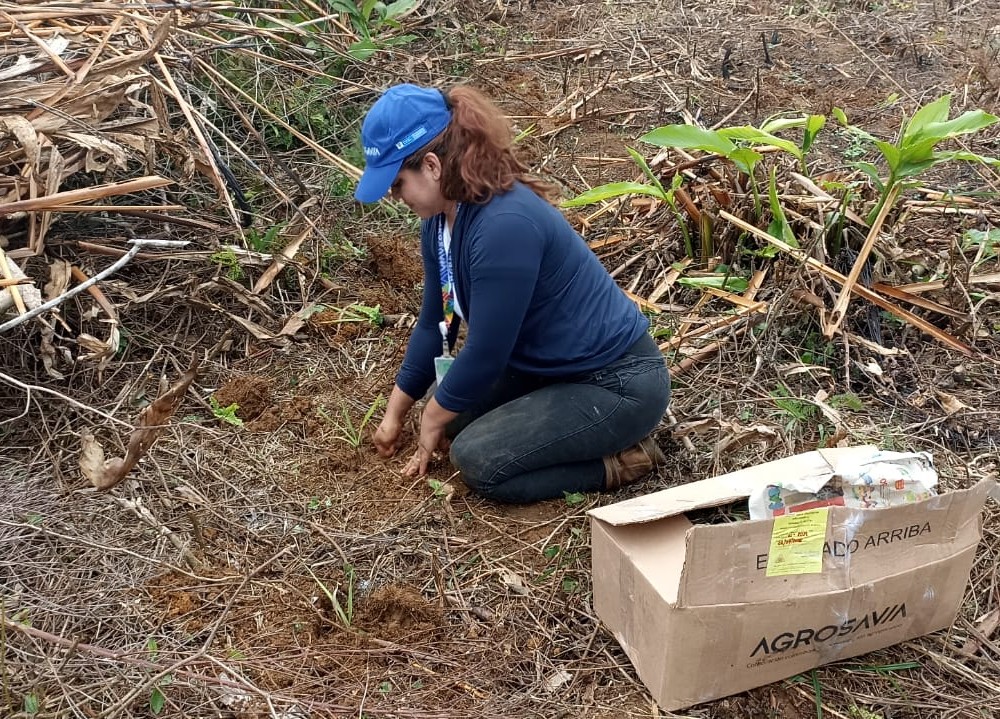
left=589, top=446, right=995, bottom=711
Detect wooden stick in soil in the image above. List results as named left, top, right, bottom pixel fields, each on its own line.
left=825, top=184, right=899, bottom=338
left=0, top=248, right=27, bottom=315
left=719, top=210, right=974, bottom=356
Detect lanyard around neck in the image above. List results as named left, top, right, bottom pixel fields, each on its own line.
left=436, top=213, right=455, bottom=327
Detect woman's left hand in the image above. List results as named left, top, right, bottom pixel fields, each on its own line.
left=402, top=422, right=446, bottom=477
left=402, top=398, right=457, bottom=477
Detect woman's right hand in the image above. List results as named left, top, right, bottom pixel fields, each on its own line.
left=372, top=416, right=403, bottom=457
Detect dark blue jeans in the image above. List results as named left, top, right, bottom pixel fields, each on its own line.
left=447, top=333, right=670, bottom=503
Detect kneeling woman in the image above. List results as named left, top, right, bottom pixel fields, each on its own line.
left=356, top=83, right=671, bottom=504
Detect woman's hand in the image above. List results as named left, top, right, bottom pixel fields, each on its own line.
left=373, top=416, right=403, bottom=457
left=402, top=422, right=447, bottom=477
left=402, top=397, right=457, bottom=477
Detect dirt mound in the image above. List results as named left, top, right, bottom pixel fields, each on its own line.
left=367, top=233, right=423, bottom=288
left=213, top=375, right=273, bottom=422
left=354, top=584, right=444, bottom=641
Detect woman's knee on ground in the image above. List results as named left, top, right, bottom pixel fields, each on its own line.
left=450, top=431, right=507, bottom=497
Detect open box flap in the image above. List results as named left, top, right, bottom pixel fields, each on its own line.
left=588, top=445, right=877, bottom=527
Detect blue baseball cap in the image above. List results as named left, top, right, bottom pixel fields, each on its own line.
left=354, top=84, right=452, bottom=203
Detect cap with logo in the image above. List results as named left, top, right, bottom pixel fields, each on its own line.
left=354, top=84, right=452, bottom=203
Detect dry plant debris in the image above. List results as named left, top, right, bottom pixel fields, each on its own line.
left=1, top=1, right=999, bottom=718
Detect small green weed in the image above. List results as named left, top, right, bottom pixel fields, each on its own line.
left=306, top=563, right=355, bottom=628
left=329, top=0, right=419, bottom=60
left=210, top=248, right=243, bottom=281
left=209, top=397, right=244, bottom=427
left=245, top=223, right=285, bottom=253
left=563, top=491, right=587, bottom=507
left=428, top=479, right=448, bottom=498
left=317, top=395, right=385, bottom=448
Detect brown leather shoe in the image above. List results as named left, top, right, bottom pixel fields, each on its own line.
left=603, top=436, right=666, bottom=491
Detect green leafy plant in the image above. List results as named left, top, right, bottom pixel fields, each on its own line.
left=428, top=478, right=448, bottom=498
left=833, top=95, right=999, bottom=224
left=306, top=563, right=355, bottom=628
left=318, top=395, right=385, bottom=448
left=562, top=491, right=587, bottom=507
left=209, top=397, right=244, bottom=427
left=245, top=223, right=284, bottom=253
left=145, top=638, right=172, bottom=716
left=210, top=248, right=244, bottom=281
left=770, top=384, right=817, bottom=433
left=330, top=0, right=419, bottom=60
left=335, top=303, right=384, bottom=326
left=962, top=227, right=1000, bottom=267
left=563, top=149, right=693, bottom=257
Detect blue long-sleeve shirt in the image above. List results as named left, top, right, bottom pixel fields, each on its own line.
left=396, top=182, right=649, bottom=413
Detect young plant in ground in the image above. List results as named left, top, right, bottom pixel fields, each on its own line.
left=833, top=95, right=999, bottom=225
left=209, top=396, right=243, bottom=427
left=335, top=303, right=384, bottom=326
left=563, top=114, right=825, bottom=256
left=562, top=149, right=693, bottom=257
left=318, top=394, right=385, bottom=448
left=306, top=563, right=355, bottom=628
left=329, top=0, right=419, bottom=60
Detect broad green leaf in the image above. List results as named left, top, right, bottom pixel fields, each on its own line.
left=760, top=115, right=809, bottom=133
left=348, top=40, right=379, bottom=60
left=677, top=275, right=750, bottom=292
left=717, top=126, right=802, bottom=158
left=898, top=136, right=938, bottom=165
left=873, top=140, right=901, bottom=172
left=24, top=695, right=39, bottom=715
left=561, top=181, right=666, bottom=207
left=902, top=94, right=951, bottom=140
left=385, top=0, right=418, bottom=19
left=727, top=147, right=763, bottom=174
left=963, top=228, right=1000, bottom=257
left=933, top=150, right=1000, bottom=166
left=640, top=125, right=735, bottom=155
left=626, top=146, right=667, bottom=197
left=911, top=110, right=999, bottom=143
left=896, top=156, right=942, bottom=178
left=832, top=107, right=849, bottom=126
left=150, top=688, right=165, bottom=716
left=802, top=115, right=826, bottom=154
left=851, top=162, right=884, bottom=191
left=767, top=167, right=798, bottom=248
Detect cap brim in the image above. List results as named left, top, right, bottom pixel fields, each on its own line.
left=354, top=159, right=402, bottom=203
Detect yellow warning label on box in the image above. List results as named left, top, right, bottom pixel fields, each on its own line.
left=766, top=508, right=829, bottom=577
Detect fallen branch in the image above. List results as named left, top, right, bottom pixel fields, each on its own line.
left=0, top=239, right=188, bottom=333
left=80, top=359, right=200, bottom=491
left=825, top=184, right=900, bottom=337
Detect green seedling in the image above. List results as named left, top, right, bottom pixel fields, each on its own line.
left=306, top=564, right=355, bottom=628
left=563, top=149, right=693, bottom=258
left=962, top=228, right=1000, bottom=267
left=833, top=95, right=999, bottom=225
left=245, top=223, right=284, bottom=253
left=329, top=0, right=418, bottom=60
left=145, top=638, right=172, bottom=716
left=317, top=394, right=384, bottom=448
left=335, top=303, right=384, bottom=326
left=428, top=479, right=448, bottom=498
left=210, top=248, right=243, bottom=281
left=209, top=396, right=244, bottom=427
left=563, top=491, right=587, bottom=507
left=23, top=694, right=39, bottom=716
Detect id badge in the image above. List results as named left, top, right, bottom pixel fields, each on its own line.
left=434, top=355, right=455, bottom=385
